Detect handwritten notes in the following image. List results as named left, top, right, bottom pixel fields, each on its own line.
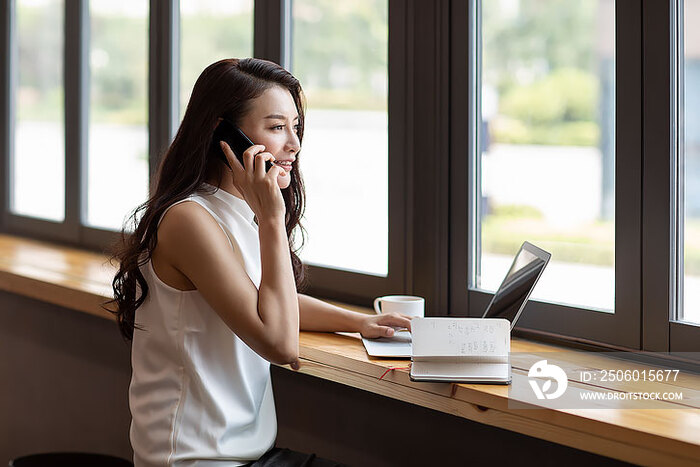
left=412, top=317, right=510, bottom=359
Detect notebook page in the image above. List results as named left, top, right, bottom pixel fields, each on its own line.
left=411, top=318, right=510, bottom=359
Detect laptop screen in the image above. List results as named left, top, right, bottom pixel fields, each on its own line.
left=481, top=242, right=550, bottom=328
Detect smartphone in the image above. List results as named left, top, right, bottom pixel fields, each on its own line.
left=212, top=118, right=273, bottom=172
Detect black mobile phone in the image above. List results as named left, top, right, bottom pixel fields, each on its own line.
left=212, top=118, right=273, bottom=172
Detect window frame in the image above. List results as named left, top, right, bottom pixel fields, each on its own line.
left=1, top=0, right=146, bottom=251
left=1, top=1, right=11, bottom=226
left=645, top=0, right=700, bottom=353
left=451, top=0, right=644, bottom=350
left=1, top=0, right=697, bottom=355
left=150, top=0, right=178, bottom=186
left=448, top=0, right=699, bottom=356
left=0, top=0, right=417, bottom=306
left=643, top=0, right=674, bottom=352
left=276, top=0, right=417, bottom=306
left=3, top=0, right=79, bottom=245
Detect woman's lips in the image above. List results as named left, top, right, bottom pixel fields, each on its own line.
left=273, top=161, right=293, bottom=172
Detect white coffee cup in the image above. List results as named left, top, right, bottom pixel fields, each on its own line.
left=373, top=295, right=425, bottom=318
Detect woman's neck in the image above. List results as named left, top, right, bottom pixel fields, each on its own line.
left=205, top=166, right=245, bottom=200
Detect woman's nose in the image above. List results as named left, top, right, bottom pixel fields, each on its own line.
left=286, top=129, right=301, bottom=153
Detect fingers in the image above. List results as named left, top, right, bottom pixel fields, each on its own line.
left=378, top=312, right=413, bottom=332
left=242, top=144, right=267, bottom=173
left=255, top=153, right=287, bottom=182
left=254, top=152, right=285, bottom=182
left=290, top=358, right=301, bottom=371
left=220, top=141, right=245, bottom=175
left=361, top=312, right=416, bottom=339
left=270, top=163, right=286, bottom=181
left=253, top=151, right=275, bottom=178
left=375, top=324, right=403, bottom=338
left=220, top=142, right=285, bottom=183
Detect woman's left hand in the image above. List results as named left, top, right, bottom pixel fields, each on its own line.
left=359, top=312, right=414, bottom=339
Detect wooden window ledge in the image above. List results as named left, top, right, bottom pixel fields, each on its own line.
left=0, top=233, right=698, bottom=466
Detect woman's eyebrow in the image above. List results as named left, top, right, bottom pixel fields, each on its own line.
left=264, top=114, right=300, bottom=121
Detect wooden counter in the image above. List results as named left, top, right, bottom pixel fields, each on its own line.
left=288, top=331, right=700, bottom=466
left=0, top=233, right=698, bottom=466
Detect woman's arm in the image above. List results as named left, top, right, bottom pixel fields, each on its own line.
left=298, top=294, right=413, bottom=338
left=158, top=202, right=299, bottom=366
left=298, top=294, right=364, bottom=332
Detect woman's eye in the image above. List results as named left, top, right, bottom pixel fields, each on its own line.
left=270, top=124, right=300, bottom=131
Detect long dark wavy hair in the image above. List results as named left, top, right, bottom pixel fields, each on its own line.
left=106, top=58, right=308, bottom=341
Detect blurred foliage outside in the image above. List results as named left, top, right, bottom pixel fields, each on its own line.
left=179, top=0, right=253, bottom=117
left=17, top=1, right=700, bottom=278
left=292, top=0, right=388, bottom=111
left=483, top=205, right=614, bottom=267
left=483, top=0, right=608, bottom=147
left=19, top=0, right=387, bottom=125
left=491, top=69, right=601, bottom=146
left=484, top=205, right=700, bottom=275
left=16, top=1, right=63, bottom=122
left=89, top=8, right=147, bottom=126
left=18, top=2, right=148, bottom=125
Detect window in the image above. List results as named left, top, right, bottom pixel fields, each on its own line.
left=455, top=0, right=645, bottom=350
left=12, top=0, right=64, bottom=222
left=87, top=0, right=148, bottom=230
left=678, top=0, right=700, bottom=326
left=290, top=0, right=389, bottom=276
left=1, top=1, right=697, bottom=355
left=474, top=0, right=615, bottom=311
left=179, top=0, right=254, bottom=118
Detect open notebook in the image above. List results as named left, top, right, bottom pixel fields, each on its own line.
left=361, top=242, right=551, bottom=383
left=409, top=317, right=511, bottom=383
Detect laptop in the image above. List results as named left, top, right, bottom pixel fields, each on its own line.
left=479, top=241, right=551, bottom=328
left=361, top=241, right=551, bottom=358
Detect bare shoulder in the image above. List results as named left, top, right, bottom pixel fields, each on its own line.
left=159, top=200, right=217, bottom=229
left=155, top=200, right=231, bottom=267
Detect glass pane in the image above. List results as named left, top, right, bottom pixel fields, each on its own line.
left=87, top=1, right=149, bottom=230
left=13, top=0, right=65, bottom=221
left=291, top=0, right=389, bottom=276
left=681, top=0, right=700, bottom=324
left=475, top=0, right=615, bottom=311
left=180, top=0, right=254, bottom=118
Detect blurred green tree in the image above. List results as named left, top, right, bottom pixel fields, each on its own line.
left=483, top=0, right=604, bottom=146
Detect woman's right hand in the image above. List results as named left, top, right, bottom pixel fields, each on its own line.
left=220, top=141, right=286, bottom=222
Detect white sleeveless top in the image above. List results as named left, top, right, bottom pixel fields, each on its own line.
left=129, top=183, right=276, bottom=467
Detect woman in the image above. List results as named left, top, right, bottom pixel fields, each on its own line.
left=109, top=58, right=412, bottom=466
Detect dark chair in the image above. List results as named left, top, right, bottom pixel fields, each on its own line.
left=9, top=453, right=133, bottom=467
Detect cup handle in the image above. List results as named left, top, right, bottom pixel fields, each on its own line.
left=373, top=297, right=382, bottom=315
